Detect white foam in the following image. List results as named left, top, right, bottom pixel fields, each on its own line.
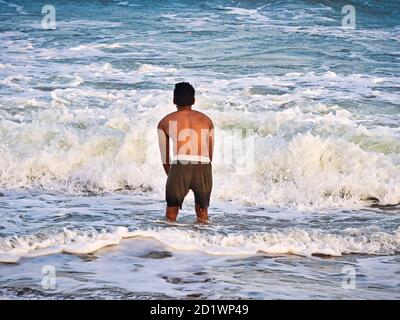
left=0, top=71, right=399, bottom=208
left=130, top=227, right=400, bottom=257
left=56, top=20, right=123, bottom=29
left=1, top=226, right=399, bottom=263
left=0, top=227, right=128, bottom=263
left=214, top=131, right=400, bottom=209
left=1, top=74, right=30, bottom=86
left=69, top=43, right=123, bottom=51
left=136, top=64, right=178, bottom=74
left=224, top=7, right=269, bottom=22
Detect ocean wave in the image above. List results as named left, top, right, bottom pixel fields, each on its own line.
left=0, top=0, right=27, bottom=14
left=1, top=226, right=400, bottom=263
left=136, top=64, right=178, bottom=74
left=223, top=6, right=269, bottom=22
left=1, top=121, right=399, bottom=208
left=1, top=71, right=399, bottom=208
left=0, top=227, right=128, bottom=263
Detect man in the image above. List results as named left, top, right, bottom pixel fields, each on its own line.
left=157, top=82, right=214, bottom=223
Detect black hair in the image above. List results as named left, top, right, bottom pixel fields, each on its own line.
left=173, top=82, right=195, bottom=107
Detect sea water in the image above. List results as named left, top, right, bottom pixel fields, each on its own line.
left=0, top=0, right=399, bottom=299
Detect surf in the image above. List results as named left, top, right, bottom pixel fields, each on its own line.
left=1, top=225, right=400, bottom=263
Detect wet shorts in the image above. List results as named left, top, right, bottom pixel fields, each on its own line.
left=166, top=161, right=212, bottom=209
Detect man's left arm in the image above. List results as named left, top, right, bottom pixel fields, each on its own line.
left=208, top=121, right=214, bottom=163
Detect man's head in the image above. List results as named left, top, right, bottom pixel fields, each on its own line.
left=173, top=82, right=195, bottom=107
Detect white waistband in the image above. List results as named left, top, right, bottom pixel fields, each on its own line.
left=173, top=154, right=211, bottom=163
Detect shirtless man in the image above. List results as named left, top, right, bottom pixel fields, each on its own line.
left=157, top=82, right=214, bottom=223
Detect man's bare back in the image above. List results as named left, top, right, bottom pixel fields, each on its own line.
left=158, top=109, right=214, bottom=166
left=157, top=82, right=214, bottom=224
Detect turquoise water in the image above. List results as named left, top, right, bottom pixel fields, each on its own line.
left=0, top=0, right=399, bottom=299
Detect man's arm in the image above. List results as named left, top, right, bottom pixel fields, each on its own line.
left=208, top=121, right=214, bottom=163
left=157, top=120, right=171, bottom=175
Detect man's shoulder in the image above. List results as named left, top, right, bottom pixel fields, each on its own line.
left=158, top=112, right=178, bottom=128
left=193, top=110, right=213, bottom=126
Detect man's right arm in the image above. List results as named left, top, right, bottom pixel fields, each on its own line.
left=157, top=119, right=171, bottom=175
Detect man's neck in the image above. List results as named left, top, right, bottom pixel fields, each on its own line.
left=177, top=105, right=192, bottom=111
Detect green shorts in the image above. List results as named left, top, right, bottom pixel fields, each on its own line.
left=166, top=162, right=212, bottom=209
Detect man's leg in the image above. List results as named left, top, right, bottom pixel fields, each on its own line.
left=192, top=163, right=212, bottom=224
left=166, top=206, right=179, bottom=222
left=195, top=204, right=208, bottom=224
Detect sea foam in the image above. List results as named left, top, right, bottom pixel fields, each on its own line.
left=0, top=69, right=399, bottom=209
left=1, top=226, right=399, bottom=263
